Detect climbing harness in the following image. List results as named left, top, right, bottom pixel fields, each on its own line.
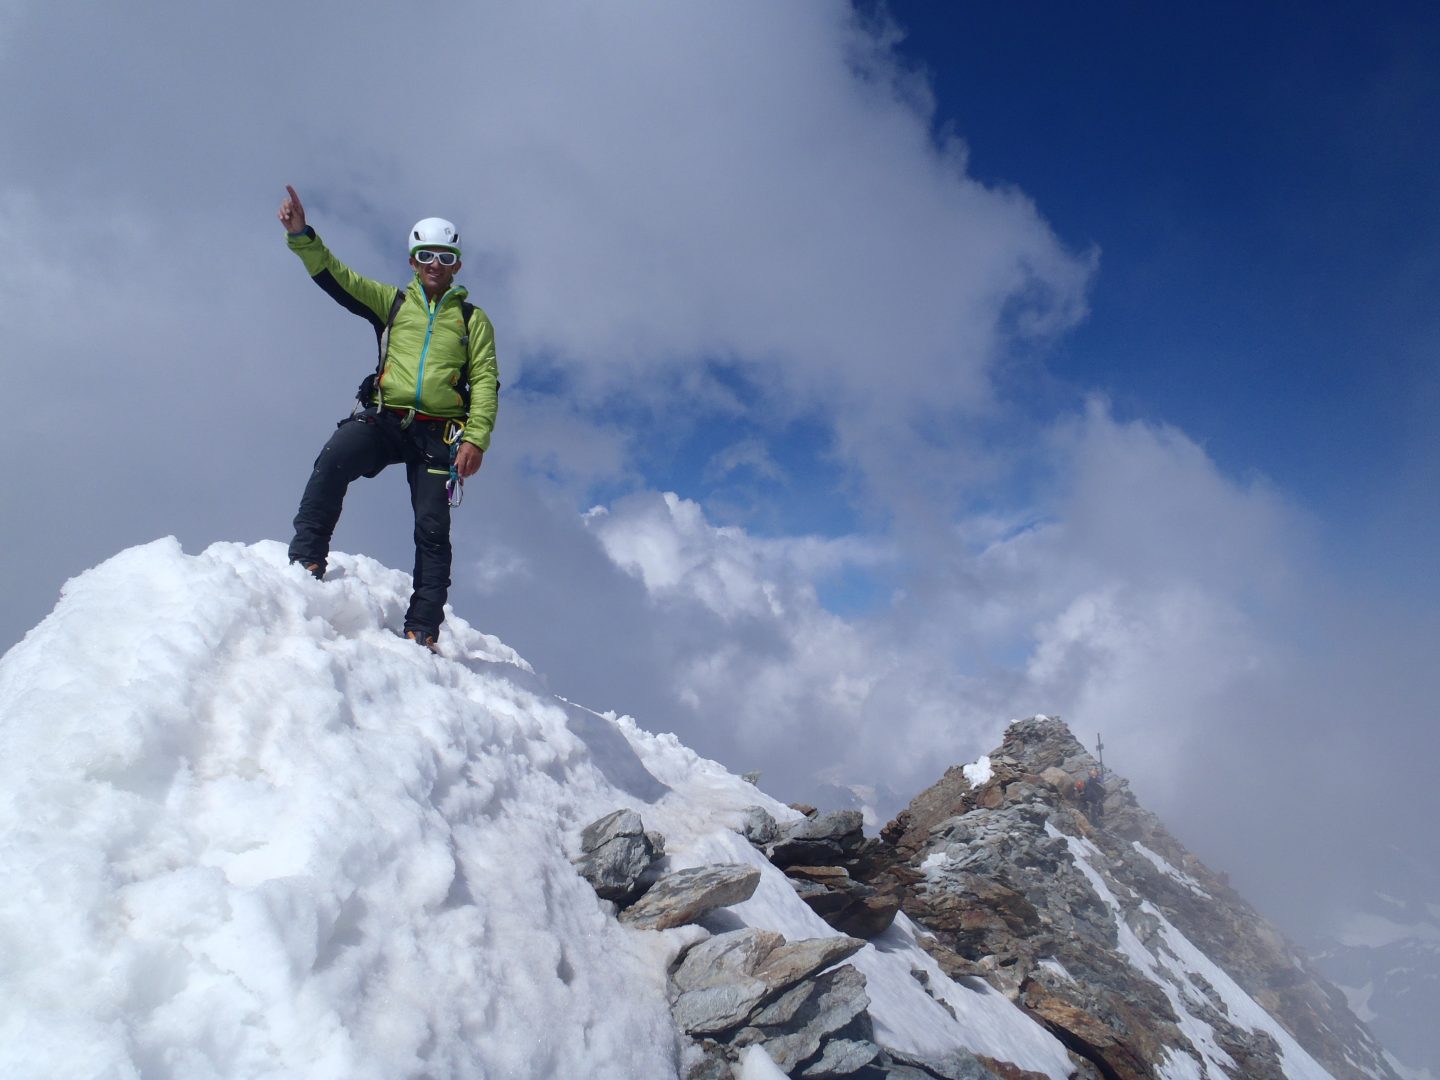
left=347, top=286, right=478, bottom=510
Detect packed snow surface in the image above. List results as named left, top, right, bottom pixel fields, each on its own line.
left=0, top=539, right=1074, bottom=1079
left=961, top=754, right=993, bottom=787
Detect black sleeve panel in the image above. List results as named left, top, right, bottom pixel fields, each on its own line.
left=312, top=268, right=387, bottom=331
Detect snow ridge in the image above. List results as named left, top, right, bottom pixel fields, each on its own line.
left=0, top=540, right=1071, bottom=1079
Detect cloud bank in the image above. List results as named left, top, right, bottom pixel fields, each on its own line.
left=2, top=0, right=1432, bottom=937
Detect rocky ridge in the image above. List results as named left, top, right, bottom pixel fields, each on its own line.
left=575, top=808, right=968, bottom=1078
left=577, top=716, right=1402, bottom=1079
left=879, top=716, right=1397, bottom=1080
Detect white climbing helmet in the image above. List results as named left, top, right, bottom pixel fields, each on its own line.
left=408, top=217, right=461, bottom=255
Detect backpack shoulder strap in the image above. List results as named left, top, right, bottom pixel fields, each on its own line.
left=376, top=289, right=406, bottom=375
left=452, top=300, right=478, bottom=412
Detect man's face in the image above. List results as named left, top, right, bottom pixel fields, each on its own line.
left=409, top=246, right=461, bottom=293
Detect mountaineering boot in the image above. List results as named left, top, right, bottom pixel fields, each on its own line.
left=290, top=559, right=323, bottom=580
left=405, top=628, right=440, bottom=654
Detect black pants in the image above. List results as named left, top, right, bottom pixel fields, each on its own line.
left=289, top=409, right=455, bottom=635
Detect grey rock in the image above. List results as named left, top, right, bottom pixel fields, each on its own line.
left=674, top=979, right=772, bottom=1035
left=737, top=964, right=871, bottom=1072
left=768, top=839, right=842, bottom=869
left=740, top=806, right=780, bottom=846
left=755, top=935, right=867, bottom=996
left=576, top=809, right=658, bottom=903
left=580, top=808, right=644, bottom=852
left=670, top=930, right=866, bottom=1036
left=672, top=928, right=784, bottom=994
left=577, top=836, right=657, bottom=902
left=784, top=865, right=901, bottom=939
left=620, top=864, right=761, bottom=930
left=769, top=810, right=865, bottom=868
left=786, top=810, right=865, bottom=843
left=786, top=864, right=857, bottom=891
left=799, top=1037, right=879, bottom=1076
left=788, top=877, right=830, bottom=901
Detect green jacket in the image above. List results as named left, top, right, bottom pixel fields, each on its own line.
left=287, top=228, right=499, bottom=451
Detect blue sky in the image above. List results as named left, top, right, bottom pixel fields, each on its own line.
left=2, top=0, right=1436, bottom=938
left=570, top=0, right=1440, bottom=603
left=883, top=1, right=1439, bottom=537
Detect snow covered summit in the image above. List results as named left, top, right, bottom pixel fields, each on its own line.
left=0, top=539, right=1072, bottom=1080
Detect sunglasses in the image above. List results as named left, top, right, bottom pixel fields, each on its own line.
left=413, top=249, right=459, bottom=267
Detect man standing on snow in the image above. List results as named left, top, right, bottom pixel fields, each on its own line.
left=278, top=185, right=499, bottom=652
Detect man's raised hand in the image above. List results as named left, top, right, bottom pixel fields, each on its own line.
left=278, top=185, right=307, bottom=234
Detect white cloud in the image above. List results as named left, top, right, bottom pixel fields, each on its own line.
left=0, top=0, right=1093, bottom=498
left=0, top=1, right=1091, bottom=641
left=537, top=405, right=1347, bottom=853
left=2, top=0, right=1434, bottom=947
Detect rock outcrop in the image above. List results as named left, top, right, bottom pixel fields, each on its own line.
left=748, top=807, right=904, bottom=940
left=576, top=715, right=1401, bottom=1079
left=575, top=812, right=921, bottom=1077
left=880, top=716, right=1398, bottom=1080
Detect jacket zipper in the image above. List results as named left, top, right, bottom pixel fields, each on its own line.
left=413, top=286, right=458, bottom=409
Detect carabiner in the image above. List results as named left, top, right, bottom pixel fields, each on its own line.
left=443, top=421, right=465, bottom=506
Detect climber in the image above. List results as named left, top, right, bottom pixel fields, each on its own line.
left=278, top=185, right=500, bottom=652
left=1082, top=765, right=1106, bottom=826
